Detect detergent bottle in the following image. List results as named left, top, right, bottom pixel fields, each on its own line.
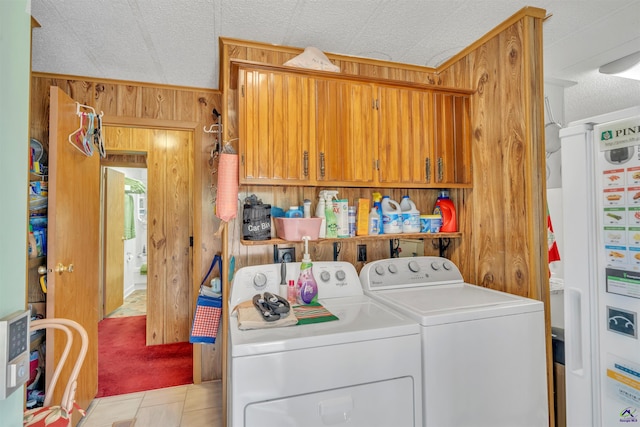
left=297, top=236, right=318, bottom=304
left=368, top=192, right=382, bottom=235
left=323, top=190, right=339, bottom=238
left=381, top=196, right=402, bottom=234
left=400, top=195, right=421, bottom=233
left=433, top=190, right=457, bottom=232
left=315, top=191, right=327, bottom=238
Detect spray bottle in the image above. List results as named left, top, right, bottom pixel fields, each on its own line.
left=323, top=190, right=339, bottom=238
left=297, top=236, right=318, bottom=304
left=315, top=191, right=327, bottom=238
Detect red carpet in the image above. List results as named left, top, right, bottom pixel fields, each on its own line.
left=97, top=315, right=192, bottom=397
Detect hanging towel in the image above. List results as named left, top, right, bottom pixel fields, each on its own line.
left=124, top=177, right=146, bottom=194
left=140, top=264, right=147, bottom=275
left=124, top=194, right=136, bottom=240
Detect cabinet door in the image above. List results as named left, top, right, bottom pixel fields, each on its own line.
left=433, top=93, right=472, bottom=186
left=315, top=78, right=377, bottom=186
left=377, top=86, right=434, bottom=186
left=239, top=68, right=315, bottom=185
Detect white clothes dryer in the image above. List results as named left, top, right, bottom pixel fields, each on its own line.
left=228, top=261, right=423, bottom=427
left=360, top=256, right=549, bottom=427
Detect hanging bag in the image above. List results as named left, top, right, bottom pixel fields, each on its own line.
left=190, top=255, right=223, bottom=344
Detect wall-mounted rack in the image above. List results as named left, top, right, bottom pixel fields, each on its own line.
left=67, top=102, right=105, bottom=158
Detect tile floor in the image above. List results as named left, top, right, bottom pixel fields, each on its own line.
left=78, top=381, right=223, bottom=427
left=107, top=289, right=147, bottom=318
left=80, top=290, right=224, bottom=427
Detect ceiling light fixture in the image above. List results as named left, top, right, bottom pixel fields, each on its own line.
left=599, top=51, right=640, bottom=81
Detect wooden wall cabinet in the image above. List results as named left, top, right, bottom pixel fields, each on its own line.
left=315, top=78, right=377, bottom=185
left=433, top=92, right=472, bottom=186
left=237, top=61, right=472, bottom=189
left=376, top=86, right=433, bottom=186
left=238, top=67, right=317, bottom=185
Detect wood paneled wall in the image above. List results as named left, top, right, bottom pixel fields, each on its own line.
left=30, top=74, right=224, bottom=381
left=219, top=7, right=553, bottom=423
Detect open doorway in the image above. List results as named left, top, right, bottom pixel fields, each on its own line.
left=103, top=166, right=148, bottom=318
left=95, top=125, right=195, bottom=397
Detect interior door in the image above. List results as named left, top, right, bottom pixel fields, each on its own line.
left=103, top=168, right=125, bottom=316
left=47, top=86, right=100, bottom=414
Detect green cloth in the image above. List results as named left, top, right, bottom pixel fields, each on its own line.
left=124, top=177, right=146, bottom=194
left=124, top=194, right=136, bottom=240
left=140, top=263, right=147, bottom=275
left=293, top=302, right=339, bottom=325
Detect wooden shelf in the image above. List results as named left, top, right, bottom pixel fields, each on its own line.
left=241, top=232, right=462, bottom=246
left=28, top=256, right=46, bottom=269
left=30, top=329, right=45, bottom=351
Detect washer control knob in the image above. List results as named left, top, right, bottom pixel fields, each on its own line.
left=335, top=270, right=346, bottom=281
left=388, top=264, right=398, bottom=274
left=253, top=272, right=267, bottom=289
left=430, top=262, right=441, bottom=271
left=320, top=271, right=331, bottom=282
left=443, top=261, right=453, bottom=270
left=375, top=265, right=386, bottom=276
left=408, top=261, right=420, bottom=273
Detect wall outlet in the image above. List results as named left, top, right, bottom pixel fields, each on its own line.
left=357, top=245, right=367, bottom=262
left=275, top=247, right=296, bottom=263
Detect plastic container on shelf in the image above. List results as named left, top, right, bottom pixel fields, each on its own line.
left=274, top=217, right=323, bottom=241
left=285, top=206, right=303, bottom=218
left=400, top=195, right=421, bottom=233
left=433, top=190, right=457, bottom=232
left=381, top=196, right=402, bottom=234
left=420, top=214, right=442, bottom=233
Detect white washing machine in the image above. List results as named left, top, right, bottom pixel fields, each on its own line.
left=228, top=261, right=423, bottom=427
left=359, top=256, right=549, bottom=427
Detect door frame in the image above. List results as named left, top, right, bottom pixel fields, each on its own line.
left=100, top=116, right=204, bottom=383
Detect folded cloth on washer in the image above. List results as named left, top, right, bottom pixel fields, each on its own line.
left=233, top=299, right=298, bottom=330
left=293, top=303, right=338, bottom=325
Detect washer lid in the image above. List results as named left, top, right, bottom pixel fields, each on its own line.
left=366, top=283, right=543, bottom=326
left=229, top=295, right=420, bottom=357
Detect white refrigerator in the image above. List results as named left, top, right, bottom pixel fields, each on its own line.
left=561, top=107, right=640, bottom=426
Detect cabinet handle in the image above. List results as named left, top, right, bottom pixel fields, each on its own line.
left=241, top=154, right=245, bottom=165
left=425, top=158, right=431, bottom=182
left=241, top=85, right=244, bottom=97
left=375, top=99, right=379, bottom=110
left=320, top=152, right=325, bottom=178
left=303, top=151, right=309, bottom=177
left=437, top=157, right=443, bottom=182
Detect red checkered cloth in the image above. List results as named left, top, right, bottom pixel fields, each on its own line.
left=190, top=295, right=222, bottom=344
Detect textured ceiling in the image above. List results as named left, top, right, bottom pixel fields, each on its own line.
left=30, top=0, right=640, bottom=123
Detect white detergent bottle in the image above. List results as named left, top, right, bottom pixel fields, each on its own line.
left=400, top=195, right=421, bottom=233
left=381, top=196, right=402, bottom=234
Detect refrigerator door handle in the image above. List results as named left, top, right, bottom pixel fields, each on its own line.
left=567, top=287, right=584, bottom=375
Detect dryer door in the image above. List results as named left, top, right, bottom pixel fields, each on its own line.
left=245, top=377, right=415, bottom=427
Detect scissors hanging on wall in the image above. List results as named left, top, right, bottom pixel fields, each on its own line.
left=67, top=102, right=106, bottom=158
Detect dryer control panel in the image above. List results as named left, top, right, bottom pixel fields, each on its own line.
left=359, top=256, right=464, bottom=291
left=230, top=261, right=361, bottom=308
